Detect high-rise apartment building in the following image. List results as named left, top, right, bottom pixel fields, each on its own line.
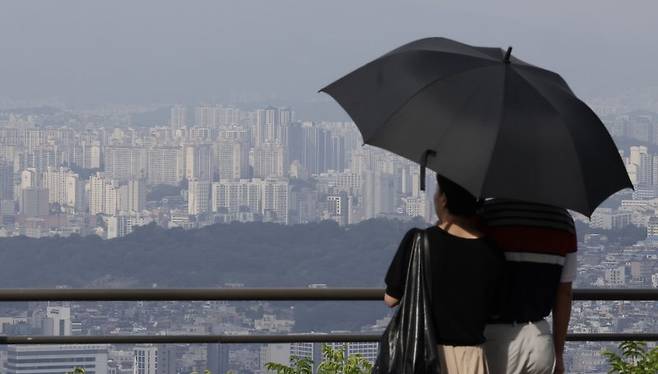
left=104, top=146, right=147, bottom=181
left=194, top=105, right=212, bottom=128
left=20, top=187, right=49, bottom=217
left=255, top=106, right=283, bottom=146
left=211, top=179, right=262, bottom=215
left=214, top=140, right=248, bottom=181
left=147, top=147, right=180, bottom=186
left=188, top=178, right=211, bottom=216
left=253, top=143, right=285, bottom=178
left=43, top=167, right=83, bottom=211
left=0, top=161, right=14, bottom=200
left=183, top=144, right=213, bottom=181
left=127, top=179, right=146, bottom=213
left=170, top=105, right=187, bottom=129
left=84, top=141, right=102, bottom=169
left=20, top=168, right=39, bottom=190
left=216, top=106, right=241, bottom=126
left=89, top=173, right=121, bottom=216
left=189, top=127, right=211, bottom=142
left=261, top=178, right=289, bottom=224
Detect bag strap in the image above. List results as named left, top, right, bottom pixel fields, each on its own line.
left=420, top=229, right=433, bottom=303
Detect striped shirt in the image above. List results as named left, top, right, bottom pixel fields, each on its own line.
left=480, top=199, right=577, bottom=322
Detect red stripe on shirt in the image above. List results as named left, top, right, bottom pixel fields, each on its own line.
left=483, top=226, right=577, bottom=256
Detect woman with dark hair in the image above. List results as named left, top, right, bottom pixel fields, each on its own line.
left=384, top=174, right=503, bottom=373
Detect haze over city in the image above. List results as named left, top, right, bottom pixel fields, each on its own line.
left=1, top=0, right=657, bottom=111
left=0, top=1, right=657, bottom=374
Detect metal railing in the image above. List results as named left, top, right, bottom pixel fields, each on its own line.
left=0, top=288, right=655, bottom=344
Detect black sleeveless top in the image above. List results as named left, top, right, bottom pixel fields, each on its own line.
left=385, top=226, right=504, bottom=346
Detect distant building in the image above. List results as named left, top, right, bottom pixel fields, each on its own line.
left=0, top=161, right=14, bottom=200
left=42, top=306, right=72, bottom=336
left=254, top=314, right=294, bottom=333
left=147, top=147, right=180, bottom=186
left=20, top=187, right=49, bottom=217
left=188, top=179, right=211, bottom=216
left=107, top=215, right=129, bottom=239
left=206, top=344, right=229, bottom=374
left=326, top=191, right=350, bottom=226
left=89, top=173, right=121, bottom=216
left=261, top=178, right=289, bottom=224
left=104, top=146, right=147, bottom=181
left=43, top=167, right=83, bottom=212
left=647, top=217, right=658, bottom=242
left=214, top=140, right=248, bottom=181
left=20, top=168, right=39, bottom=190
left=155, top=345, right=177, bottom=374
left=133, top=345, right=158, bottom=374
left=5, top=345, right=108, bottom=374
left=590, top=208, right=631, bottom=230
left=183, top=144, right=213, bottom=181
left=170, top=105, right=187, bottom=129
left=605, top=266, right=626, bottom=286
left=126, top=179, right=146, bottom=213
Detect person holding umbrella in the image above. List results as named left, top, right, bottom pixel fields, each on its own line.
left=322, top=37, right=631, bottom=373
left=384, top=173, right=504, bottom=373
left=479, top=199, right=577, bottom=374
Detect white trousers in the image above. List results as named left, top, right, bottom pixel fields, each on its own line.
left=483, top=319, right=555, bottom=374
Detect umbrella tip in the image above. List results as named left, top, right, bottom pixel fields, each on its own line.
left=504, top=46, right=513, bottom=64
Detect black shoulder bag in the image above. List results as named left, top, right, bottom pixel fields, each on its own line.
left=373, top=230, right=441, bottom=373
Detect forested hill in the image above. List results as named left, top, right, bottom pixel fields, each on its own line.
left=0, top=219, right=422, bottom=288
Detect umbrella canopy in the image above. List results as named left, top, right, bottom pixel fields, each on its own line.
left=321, top=37, right=631, bottom=216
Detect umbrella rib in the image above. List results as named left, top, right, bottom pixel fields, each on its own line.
left=363, top=64, right=500, bottom=145
left=512, top=65, right=578, bottom=99
left=384, top=45, right=500, bottom=63
left=321, top=50, right=497, bottom=94
left=475, top=67, right=509, bottom=199
left=511, top=69, right=592, bottom=213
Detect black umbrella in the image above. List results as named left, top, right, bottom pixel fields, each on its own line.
left=321, top=37, right=631, bottom=216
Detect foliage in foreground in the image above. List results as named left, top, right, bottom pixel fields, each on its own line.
left=265, top=344, right=373, bottom=374
left=603, top=341, right=658, bottom=373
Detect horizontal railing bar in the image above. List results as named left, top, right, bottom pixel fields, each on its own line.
left=0, top=288, right=655, bottom=302
left=0, top=288, right=383, bottom=301
left=0, top=333, right=656, bottom=345
left=572, top=289, right=658, bottom=301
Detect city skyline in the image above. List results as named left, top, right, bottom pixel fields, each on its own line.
left=0, top=1, right=657, bottom=373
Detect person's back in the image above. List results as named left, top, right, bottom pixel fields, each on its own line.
left=384, top=175, right=503, bottom=374
left=386, top=225, right=503, bottom=346
left=480, top=199, right=577, bottom=374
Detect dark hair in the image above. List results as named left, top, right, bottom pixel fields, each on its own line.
left=436, top=174, right=477, bottom=216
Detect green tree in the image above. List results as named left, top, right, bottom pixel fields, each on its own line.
left=317, top=344, right=372, bottom=374
left=66, top=368, right=86, bottom=374
left=603, top=341, right=658, bottom=373
left=265, top=356, right=313, bottom=374
left=265, top=344, right=372, bottom=374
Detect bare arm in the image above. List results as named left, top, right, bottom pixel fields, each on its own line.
left=384, top=293, right=399, bottom=308
left=552, top=282, right=572, bottom=374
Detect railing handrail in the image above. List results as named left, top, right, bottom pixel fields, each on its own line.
left=0, top=288, right=655, bottom=301
left=0, top=333, right=657, bottom=345
left=0, top=288, right=654, bottom=344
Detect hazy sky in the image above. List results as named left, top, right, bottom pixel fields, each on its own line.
left=1, top=0, right=656, bottom=107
